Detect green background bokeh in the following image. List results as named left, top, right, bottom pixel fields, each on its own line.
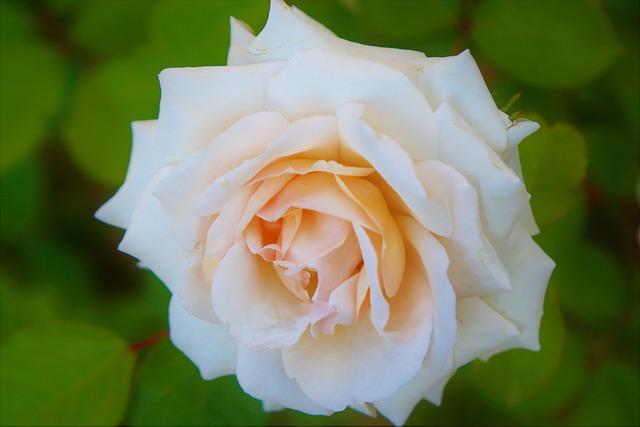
left=1, top=0, right=638, bottom=425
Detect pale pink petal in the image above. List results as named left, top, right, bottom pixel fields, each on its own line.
left=154, top=61, right=285, bottom=166
left=236, top=343, right=332, bottom=415
left=481, top=223, right=555, bottom=354
left=336, top=175, right=405, bottom=297
left=282, top=261, right=432, bottom=411
left=267, top=49, right=438, bottom=161
left=96, top=120, right=157, bottom=229
left=119, top=166, right=184, bottom=292
left=177, top=254, right=219, bottom=322
left=257, top=173, right=376, bottom=231
left=286, top=211, right=352, bottom=266
left=454, top=297, right=520, bottom=367
left=434, top=103, right=529, bottom=253
left=211, top=241, right=310, bottom=348
left=416, top=160, right=511, bottom=297
left=417, top=50, right=508, bottom=154
left=169, top=296, right=236, bottom=380
left=248, top=158, right=373, bottom=184
left=336, top=102, right=452, bottom=238
left=197, top=115, right=340, bottom=216
left=153, top=111, right=290, bottom=228
left=204, top=184, right=257, bottom=260
left=394, top=215, right=457, bottom=374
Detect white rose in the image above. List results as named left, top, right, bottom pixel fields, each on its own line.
left=96, top=0, right=555, bottom=425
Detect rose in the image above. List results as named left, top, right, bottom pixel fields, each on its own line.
left=96, top=0, right=555, bottom=424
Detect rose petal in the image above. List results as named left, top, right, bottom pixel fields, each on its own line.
left=374, top=354, right=455, bottom=426
left=236, top=344, right=332, bottom=415
left=418, top=50, right=508, bottom=154
left=337, top=102, right=452, bottom=238
left=282, top=261, right=432, bottom=411
left=268, top=49, right=438, bottom=161
left=336, top=175, right=405, bottom=297
left=453, top=297, right=520, bottom=367
left=415, top=160, right=512, bottom=297
left=211, top=240, right=310, bottom=348
left=394, top=215, right=456, bottom=374
left=178, top=254, right=219, bottom=322
left=119, top=166, right=184, bottom=292
left=197, top=115, right=340, bottom=216
left=96, top=120, right=158, bottom=229
left=286, top=210, right=352, bottom=266
left=154, top=61, right=285, bottom=166
left=434, top=103, right=529, bottom=253
left=481, top=223, right=555, bottom=354
left=248, top=158, right=373, bottom=184
left=169, top=296, right=236, bottom=380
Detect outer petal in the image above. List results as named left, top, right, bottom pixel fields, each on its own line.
left=418, top=50, right=508, bottom=154
left=337, top=102, right=452, bottom=237
left=482, top=223, right=555, bottom=354
left=236, top=344, right=332, bottom=415
left=268, top=49, right=438, bottom=161
left=434, top=103, right=529, bottom=253
left=374, top=354, right=455, bottom=426
left=229, top=0, right=426, bottom=73
left=453, top=297, right=520, bottom=367
left=416, top=160, right=511, bottom=297
left=177, top=254, right=219, bottom=322
left=282, top=261, right=432, bottom=411
left=153, top=61, right=285, bottom=167
left=169, top=296, right=236, bottom=380
left=211, top=241, right=310, bottom=348
left=119, top=166, right=185, bottom=292
left=96, top=120, right=157, bottom=229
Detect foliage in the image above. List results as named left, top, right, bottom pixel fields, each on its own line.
left=1, top=0, right=638, bottom=426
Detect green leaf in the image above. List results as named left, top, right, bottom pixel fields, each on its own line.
left=0, top=158, right=43, bottom=240
left=471, top=0, right=620, bottom=88
left=0, top=322, right=136, bottom=426
left=129, top=340, right=265, bottom=426
left=519, top=122, right=588, bottom=228
left=472, top=286, right=566, bottom=405
left=571, top=362, right=640, bottom=426
left=355, top=0, right=462, bottom=40
left=68, top=0, right=151, bottom=58
left=552, top=240, right=628, bottom=326
left=0, top=3, right=65, bottom=174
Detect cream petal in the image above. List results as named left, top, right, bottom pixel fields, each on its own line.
left=227, top=17, right=255, bottom=66
left=337, top=102, right=452, bottom=238
left=211, top=241, right=310, bottom=348
left=282, top=261, right=432, bottom=411
left=169, top=296, right=236, bottom=380
left=248, top=158, right=374, bottom=184
left=394, top=215, right=457, bottom=374
left=236, top=343, right=332, bottom=415
left=153, top=111, right=290, bottom=229
left=416, top=160, right=511, bottom=298
left=153, top=61, right=285, bottom=167
left=119, top=166, right=184, bottom=292
left=434, top=103, right=529, bottom=253
left=268, top=49, right=439, bottom=161
left=481, top=223, right=555, bottom=354
left=197, top=115, right=340, bottom=216
left=374, top=354, right=455, bottom=426
left=96, top=120, right=157, bottom=229
left=453, top=297, right=520, bottom=367
left=417, top=50, right=508, bottom=154
left=286, top=211, right=352, bottom=266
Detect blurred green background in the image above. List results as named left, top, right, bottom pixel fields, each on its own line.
left=0, top=0, right=638, bottom=425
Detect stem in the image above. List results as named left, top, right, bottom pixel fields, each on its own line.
left=129, top=329, right=169, bottom=353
